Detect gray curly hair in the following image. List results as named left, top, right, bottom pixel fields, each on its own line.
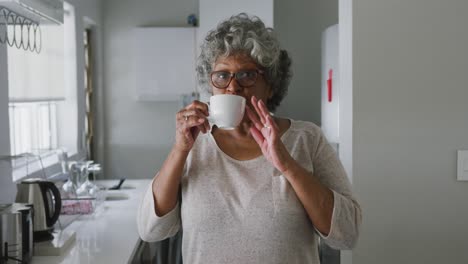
left=196, top=13, right=292, bottom=112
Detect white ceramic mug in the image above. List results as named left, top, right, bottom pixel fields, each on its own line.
left=208, top=94, right=246, bottom=130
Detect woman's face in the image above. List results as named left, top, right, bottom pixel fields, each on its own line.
left=211, top=53, right=272, bottom=108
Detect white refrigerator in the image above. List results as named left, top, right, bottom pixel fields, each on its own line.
left=321, top=24, right=340, bottom=154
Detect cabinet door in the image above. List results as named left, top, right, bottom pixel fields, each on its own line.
left=133, top=27, right=196, bottom=101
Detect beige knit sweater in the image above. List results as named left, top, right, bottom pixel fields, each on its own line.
left=137, top=120, right=361, bottom=264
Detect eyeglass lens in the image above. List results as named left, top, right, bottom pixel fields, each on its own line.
left=211, top=70, right=258, bottom=88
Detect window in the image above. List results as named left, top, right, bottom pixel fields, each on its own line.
left=7, top=2, right=77, bottom=180
left=8, top=101, right=58, bottom=156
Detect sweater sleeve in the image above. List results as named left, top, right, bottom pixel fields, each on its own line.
left=311, top=128, right=362, bottom=250
left=136, top=177, right=181, bottom=242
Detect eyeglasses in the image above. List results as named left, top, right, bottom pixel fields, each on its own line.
left=210, top=69, right=265, bottom=89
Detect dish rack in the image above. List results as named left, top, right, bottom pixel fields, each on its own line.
left=60, top=193, right=105, bottom=215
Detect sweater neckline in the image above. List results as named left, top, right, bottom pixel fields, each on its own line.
left=207, top=119, right=295, bottom=164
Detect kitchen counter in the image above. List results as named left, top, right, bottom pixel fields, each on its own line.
left=32, top=179, right=151, bottom=264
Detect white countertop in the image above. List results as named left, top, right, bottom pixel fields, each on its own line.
left=32, top=179, right=151, bottom=264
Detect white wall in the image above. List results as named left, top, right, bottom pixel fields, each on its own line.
left=101, top=0, right=337, bottom=179
left=351, top=0, right=468, bottom=263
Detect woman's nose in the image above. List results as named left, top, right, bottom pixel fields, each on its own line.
left=225, top=78, right=242, bottom=95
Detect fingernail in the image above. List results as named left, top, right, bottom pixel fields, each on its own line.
left=198, top=118, right=204, bottom=122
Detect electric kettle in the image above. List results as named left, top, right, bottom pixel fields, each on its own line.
left=15, top=178, right=62, bottom=241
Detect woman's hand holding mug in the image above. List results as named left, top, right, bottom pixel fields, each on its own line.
left=174, top=100, right=210, bottom=153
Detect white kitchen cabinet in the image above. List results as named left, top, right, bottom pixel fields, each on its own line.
left=133, top=27, right=196, bottom=101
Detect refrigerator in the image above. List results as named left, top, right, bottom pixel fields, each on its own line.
left=321, top=24, right=340, bottom=153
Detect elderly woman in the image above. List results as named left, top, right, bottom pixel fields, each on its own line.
left=137, top=13, right=361, bottom=263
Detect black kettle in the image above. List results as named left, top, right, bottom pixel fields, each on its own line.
left=15, top=178, right=62, bottom=241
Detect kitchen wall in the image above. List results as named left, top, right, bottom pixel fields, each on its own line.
left=0, top=0, right=103, bottom=203
left=101, top=0, right=338, bottom=179
left=351, top=0, right=468, bottom=263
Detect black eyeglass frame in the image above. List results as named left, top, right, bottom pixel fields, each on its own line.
left=210, top=69, right=265, bottom=89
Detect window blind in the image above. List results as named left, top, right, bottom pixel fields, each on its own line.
left=7, top=23, right=65, bottom=102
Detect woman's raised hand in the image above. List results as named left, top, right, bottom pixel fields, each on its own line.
left=174, top=100, right=210, bottom=153
left=246, top=96, right=293, bottom=173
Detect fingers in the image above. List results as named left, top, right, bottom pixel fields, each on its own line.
left=180, top=115, right=205, bottom=131
left=251, top=96, right=266, bottom=125
left=264, top=114, right=278, bottom=139
left=249, top=96, right=279, bottom=140
left=249, top=126, right=265, bottom=149
left=185, top=100, right=209, bottom=116
left=177, top=109, right=206, bottom=123
left=257, top=99, right=271, bottom=121
left=251, top=96, right=272, bottom=125
left=246, top=105, right=264, bottom=132
left=177, top=108, right=209, bottom=133
left=251, top=96, right=276, bottom=126
left=184, top=100, right=210, bottom=133
left=177, top=108, right=207, bottom=120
